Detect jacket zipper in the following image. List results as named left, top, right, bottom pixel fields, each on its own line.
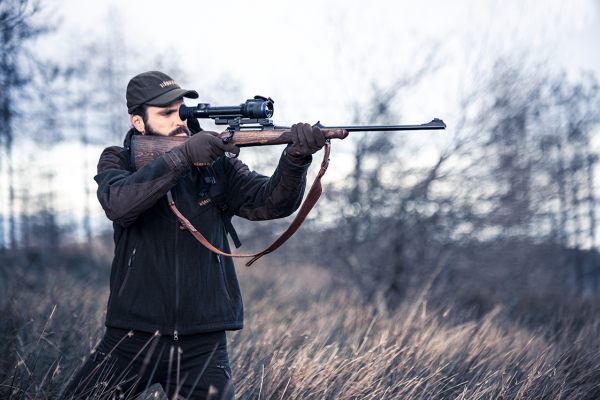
left=174, top=194, right=180, bottom=341
left=118, top=248, right=136, bottom=297
left=216, top=364, right=231, bottom=379
left=216, top=253, right=231, bottom=300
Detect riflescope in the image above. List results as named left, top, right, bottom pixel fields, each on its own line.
left=179, top=95, right=274, bottom=123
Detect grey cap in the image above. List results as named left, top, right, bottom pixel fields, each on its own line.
left=126, top=71, right=198, bottom=113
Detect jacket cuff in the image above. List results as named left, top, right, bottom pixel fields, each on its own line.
left=278, top=149, right=311, bottom=176
left=164, top=147, right=192, bottom=176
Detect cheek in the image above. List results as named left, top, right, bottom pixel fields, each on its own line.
left=171, top=115, right=184, bottom=125
left=155, top=118, right=172, bottom=129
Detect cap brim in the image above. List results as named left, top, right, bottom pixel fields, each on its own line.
left=145, top=88, right=199, bottom=107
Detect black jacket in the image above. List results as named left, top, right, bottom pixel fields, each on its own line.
left=94, top=130, right=310, bottom=336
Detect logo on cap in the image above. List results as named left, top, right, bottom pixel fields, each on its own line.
left=160, top=80, right=177, bottom=89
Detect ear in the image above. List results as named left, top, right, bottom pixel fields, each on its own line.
left=130, top=114, right=145, bottom=134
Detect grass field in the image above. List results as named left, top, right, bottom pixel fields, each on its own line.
left=1, top=245, right=599, bottom=399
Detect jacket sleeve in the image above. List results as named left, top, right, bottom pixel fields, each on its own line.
left=94, top=146, right=191, bottom=227
left=223, top=150, right=311, bottom=221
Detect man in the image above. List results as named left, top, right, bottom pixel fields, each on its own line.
left=67, top=71, right=325, bottom=399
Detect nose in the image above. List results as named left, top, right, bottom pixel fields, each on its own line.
left=175, top=114, right=186, bottom=126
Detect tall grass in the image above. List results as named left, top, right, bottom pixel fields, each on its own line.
left=1, top=246, right=599, bottom=399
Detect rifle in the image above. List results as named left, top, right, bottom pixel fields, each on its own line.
left=131, top=96, right=446, bottom=266
left=131, top=95, right=446, bottom=169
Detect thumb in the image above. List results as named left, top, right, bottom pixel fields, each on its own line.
left=209, top=135, right=240, bottom=155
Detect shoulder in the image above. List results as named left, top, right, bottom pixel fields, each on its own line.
left=97, top=146, right=129, bottom=174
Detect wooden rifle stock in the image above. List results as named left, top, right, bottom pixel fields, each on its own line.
left=131, top=128, right=348, bottom=170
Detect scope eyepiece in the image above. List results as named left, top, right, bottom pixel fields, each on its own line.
left=179, top=96, right=274, bottom=121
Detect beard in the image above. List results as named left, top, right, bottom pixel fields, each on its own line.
left=145, top=123, right=191, bottom=137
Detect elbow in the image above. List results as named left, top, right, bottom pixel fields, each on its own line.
left=274, top=195, right=304, bottom=219
left=238, top=187, right=305, bottom=221
left=102, top=206, right=137, bottom=228
left=99, top=194, right=138, bottom=228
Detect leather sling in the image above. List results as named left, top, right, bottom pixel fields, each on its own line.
left=166, top=142, right=331, bottom=267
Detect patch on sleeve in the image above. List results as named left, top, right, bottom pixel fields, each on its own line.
left=97, top=146, right=126, bottom=174
left=227, top=157, right=250, bottom=176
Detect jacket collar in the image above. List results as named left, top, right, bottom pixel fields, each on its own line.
left=123, top=128, right=138, bottom=149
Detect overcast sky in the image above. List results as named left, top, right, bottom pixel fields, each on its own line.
left=4, top=0, right=600, bottom=239
left=50, top=0, right=600, bottom=126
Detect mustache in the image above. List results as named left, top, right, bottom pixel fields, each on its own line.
left=169, top=126, right=191, bottom=136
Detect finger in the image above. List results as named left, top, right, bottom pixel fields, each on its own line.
left=313, top=126, right=326, bottom=148
left=290, top=123, right=300, bottom=146
left=296, top=123, right=306, bottom=148
left=207, top=136, right=227, bottom=155
left=302, top=123, right=319, bottom=151
left=213, top=136, right=240, bottom=155
left=300, top=123, right=313, bottom=152
left=298, top=122, right=311, bottom=147
left=204, top=131, right=219, bottom=137
left=190, top=131, right=213, bottom=145
left=223, top=142, right=240, bottom=155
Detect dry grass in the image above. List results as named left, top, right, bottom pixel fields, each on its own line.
left=1, top=249, right=599, bottom=399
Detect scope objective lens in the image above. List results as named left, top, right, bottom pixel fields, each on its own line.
left=262, top=101, right=274, bottom=118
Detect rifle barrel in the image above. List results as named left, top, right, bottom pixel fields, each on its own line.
left=311, top=118, right=446, bottom=132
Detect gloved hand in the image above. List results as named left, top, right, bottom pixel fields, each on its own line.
left=176, top=131, right=240, bottom=167
left=285, top=123, right=326, bottom=164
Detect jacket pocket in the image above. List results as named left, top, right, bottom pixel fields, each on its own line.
left=118, top=246, right=138, bottom=297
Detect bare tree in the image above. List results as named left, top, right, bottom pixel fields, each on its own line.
left=0, top=0, right=49, bottom=249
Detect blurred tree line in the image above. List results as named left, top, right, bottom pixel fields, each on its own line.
left=1, top=0, right=600, bottom=318
left=243, top=57, right=600, bottom=316
left=276, top=58, right=600, bottom=316
left=0, top=0, right=184, bottom=250
left=0, top=0, right=45, bottom=249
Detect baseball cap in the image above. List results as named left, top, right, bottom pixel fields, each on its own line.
left=126, top=71, right=199, bottom=114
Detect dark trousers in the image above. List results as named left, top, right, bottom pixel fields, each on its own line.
left=66, top=328, right=234, bottom=400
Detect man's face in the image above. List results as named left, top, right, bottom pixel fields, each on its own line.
left=131, top=98, right=190, bottom=137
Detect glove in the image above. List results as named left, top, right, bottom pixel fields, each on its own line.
left=176, top=131, right=240, bottom=167
left=285, top=123, right=326, bottom=164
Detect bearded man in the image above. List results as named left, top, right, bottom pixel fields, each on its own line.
left=66, top=71, right=325, bottom=400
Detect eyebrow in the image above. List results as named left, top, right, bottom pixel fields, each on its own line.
left=158, top=107, right=178, bottom=116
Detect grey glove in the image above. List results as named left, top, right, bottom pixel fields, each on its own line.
left=285, top=123, right=326, bottom=164
left=177, top=131, right=240, bottom=167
